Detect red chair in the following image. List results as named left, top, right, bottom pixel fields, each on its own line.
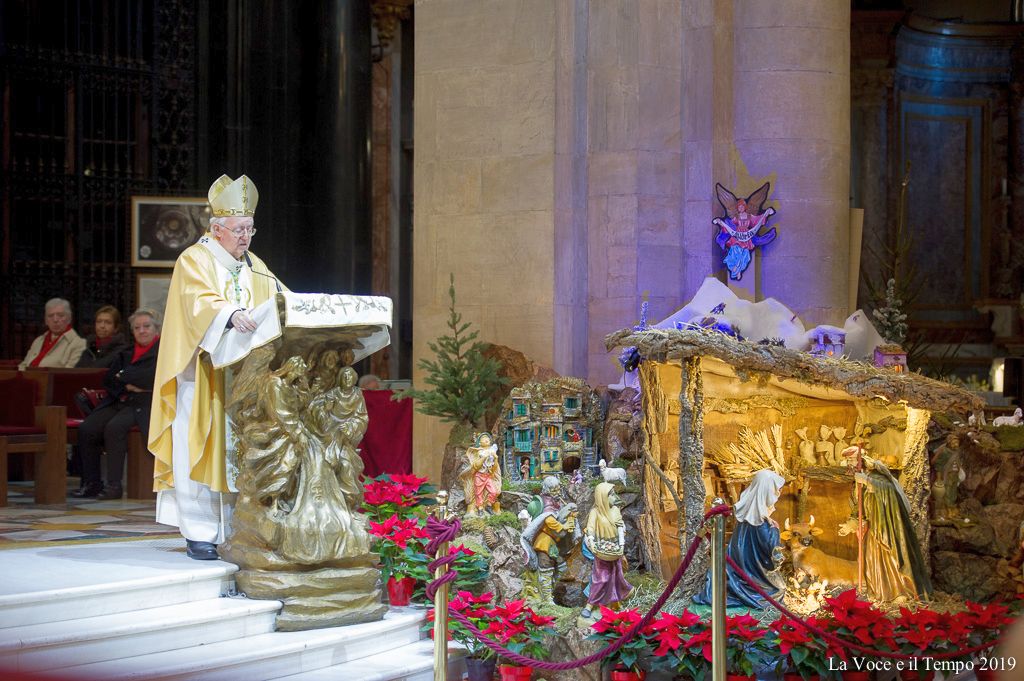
left=0, top=375, right=66, bottom=506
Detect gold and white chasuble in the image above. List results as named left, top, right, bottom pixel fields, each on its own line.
left=150, top=235, right=279, bottom=543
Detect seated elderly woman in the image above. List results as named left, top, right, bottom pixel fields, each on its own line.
left=18, top=298, right=87, bottom=370
left=72, top=309, right=161, bottom=500
left=75, top=305, right=130, bottom=369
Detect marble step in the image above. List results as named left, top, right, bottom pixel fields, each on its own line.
left=0, top=596, right=280, bottom=673
left=53, top=607, right=429, bottom=681
left=0, top=539, right=237, bottom=628
left=270, top=638, right=466, bottom=681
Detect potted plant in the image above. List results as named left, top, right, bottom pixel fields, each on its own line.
left=720, top=614, right=773, bottom=681
left=406, top=542, right=492, bottom=605
left=587, top=606, right=651, bottom=680
left=646, top=610, right=709, bottom=681
left=770, top=615, right=834, bottom=681
left=821, top=589, right=896, bottom=681
left=361, top=473, right=433, bottom=523
left=367, top=514, right=428, bottom=605
left=361, top=473, right=435, bottom=606
left=959, top=600, right=1015, bottom=681
left=478, top=599, right=556, bottom=681
left=667, top=613, right=769, bottom=681
left=427, top=590, right=500, bottom=681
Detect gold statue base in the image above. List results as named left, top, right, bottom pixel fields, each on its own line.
left=223, top=333, right=394, bottom=632
left=237, top=564, right=388, bottom=631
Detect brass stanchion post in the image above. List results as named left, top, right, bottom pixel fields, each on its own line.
left=711, top=498, right=726, bottom=681
left=432, top=491, right=451, bottom=681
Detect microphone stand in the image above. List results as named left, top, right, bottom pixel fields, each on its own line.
left=244, top=252, right=282, bottom=293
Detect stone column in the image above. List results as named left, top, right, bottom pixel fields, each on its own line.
left=681, top=0, right=735, bottom=295
left=414, top=0, right=561, bottom=481
left=733, top=0, right=851, bottom=325
left=584, top=0, right=685, bottom=385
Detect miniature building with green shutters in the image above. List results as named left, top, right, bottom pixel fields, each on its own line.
left=495, top=377, right=604, bottom=481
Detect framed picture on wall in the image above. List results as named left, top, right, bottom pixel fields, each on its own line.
left=131, top=196, right=210, bottom=267
left=136, top=272, right=173, bottom=319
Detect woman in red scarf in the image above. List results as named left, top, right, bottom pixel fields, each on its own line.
left=75, top=305, right=130, bottom=369
left=72, top=309, right=161, bottom=500
left=17, top=298, right=87, bottom=370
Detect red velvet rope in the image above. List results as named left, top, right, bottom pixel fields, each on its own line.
left=424, top=516, right=461, bottom=600
left=724, top=555, right=1001, bottom=660
left=425, top=505, right=1004, bottom=672
left=424, top=504, right=731, bottom=671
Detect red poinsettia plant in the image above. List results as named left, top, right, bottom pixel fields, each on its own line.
left=960, top=600, right=1015, bottom=651
left=368, top=514, right=429, bottom=581
left=891, top=606, right=961, bottom=656
left=720, top=613, right=774, bottom=678
left=403, top=542, right=492, bottom=600
left=361, top=473, right=436, bottom=583
left=673, top=612, right=771, bottom=679
left=587, top=607, right=651, bottom=674
left=820, top=589, right=896, bottom=665
left=361, top=473, right=434, bottom=523
left=426, top=590, right=499, bottom=661
left=646, top=609, right=709, bottom=680
left=478, top=599, right=557, bottom=663
left=769, top=615, right=833, bottom=680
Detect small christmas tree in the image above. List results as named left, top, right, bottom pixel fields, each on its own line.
left=396, top=274, right=507, bottom=430
left=872, top=278, right=908, bottom=346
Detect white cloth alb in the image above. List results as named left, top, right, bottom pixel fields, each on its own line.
left=155, top=236, right=250, bottom=543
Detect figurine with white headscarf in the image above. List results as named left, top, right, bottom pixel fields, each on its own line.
left=692, top=469, right=786, bottom=609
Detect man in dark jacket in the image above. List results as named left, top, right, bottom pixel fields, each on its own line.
left=72, top=309, right=161, bottom=500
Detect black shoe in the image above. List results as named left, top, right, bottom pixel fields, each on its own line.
left=186, top=540, right=220, bottom=561
left=96, top=483, right=123, bottom=500
left=70, top=482, right=104, bottom=498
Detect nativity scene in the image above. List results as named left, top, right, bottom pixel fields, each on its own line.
left=2, top=2, right=1024, bottom=680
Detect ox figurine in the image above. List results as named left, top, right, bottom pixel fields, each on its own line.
left=780, top=516, right=858, bottom=588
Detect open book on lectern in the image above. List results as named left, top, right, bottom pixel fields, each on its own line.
left=207, top=292, right=393, bottom=371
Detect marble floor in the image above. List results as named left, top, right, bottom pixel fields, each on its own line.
left=0, top=480, right=176, bottom=548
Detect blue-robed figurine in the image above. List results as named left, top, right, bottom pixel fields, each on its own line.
left=693, top=469, right=785, bottom=609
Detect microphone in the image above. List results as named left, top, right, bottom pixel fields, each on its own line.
left=244, top=252, right=282, bottom=293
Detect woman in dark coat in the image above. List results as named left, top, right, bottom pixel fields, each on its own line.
left=71, top=308, right=161, bottom=500
left=76, top=305, right=130, bottom=369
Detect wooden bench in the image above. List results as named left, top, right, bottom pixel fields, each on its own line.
left=0, top=373, right=67, bottom=506
left=1, top=369, right=155, bottom=501
left=127, top=428, right=155, bottom=500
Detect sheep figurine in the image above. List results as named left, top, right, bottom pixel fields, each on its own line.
left=993, top=407, right=1024, bottom=427
left=598, top=459, right=628, bottom=486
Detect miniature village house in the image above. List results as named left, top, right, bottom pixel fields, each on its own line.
left=874, top=344, right=909, bottom=372
left=810, top=326, right=846, bottom=357
left=496, top=378, right=603, bottom=480
left=605, top=326, right=983, bottom=588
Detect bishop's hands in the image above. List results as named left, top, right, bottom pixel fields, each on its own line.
left=230, top=309, right=258, bottom=333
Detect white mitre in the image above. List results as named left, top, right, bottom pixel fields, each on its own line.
left=208, top=174, right=259, bottom=217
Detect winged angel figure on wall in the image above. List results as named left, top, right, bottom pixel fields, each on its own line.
left=713, top=182, right=777, bottom=280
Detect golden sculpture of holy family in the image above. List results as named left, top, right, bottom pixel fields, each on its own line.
left=220, top=341, right=387, bottom=630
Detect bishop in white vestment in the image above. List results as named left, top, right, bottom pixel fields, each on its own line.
left=149, top=174, right=283, bottom=560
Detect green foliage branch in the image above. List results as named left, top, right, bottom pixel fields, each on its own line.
left=396, top=274, right=508, bottom=430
